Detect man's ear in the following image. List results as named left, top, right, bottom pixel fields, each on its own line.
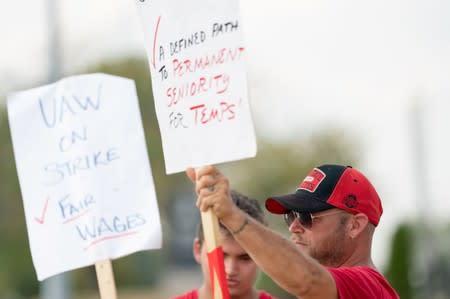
left=193, top=238, right=202, bottom=264
left=348, top=213, right=369, bottom=239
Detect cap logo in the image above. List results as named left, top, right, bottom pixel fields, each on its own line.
left=343, top=194, right=358, bottom=208
left=297, top=168, right=326, bottom=193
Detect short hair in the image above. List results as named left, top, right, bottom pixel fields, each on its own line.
left=196, top=190, right=267, bottom=244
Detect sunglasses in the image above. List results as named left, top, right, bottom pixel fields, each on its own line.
left=284, top=210, right=344, bottom=229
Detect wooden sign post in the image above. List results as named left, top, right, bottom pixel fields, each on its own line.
left=196, top=168, right=230, bottom=299
left=201, top=210, right=230, bottom=299
left=95, top=259, right=118, bottom=299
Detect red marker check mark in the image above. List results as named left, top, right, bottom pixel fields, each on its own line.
left=35, top=197, right=50, bottom=224
left=151, top=15, right=162, bottom=70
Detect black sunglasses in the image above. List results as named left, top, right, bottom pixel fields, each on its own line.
left=284, top=210, right=343, bottom=229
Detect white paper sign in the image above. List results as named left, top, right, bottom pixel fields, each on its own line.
left=136, top=0, right=257, bottom=174
left=7, top=73, right=162, bottom=281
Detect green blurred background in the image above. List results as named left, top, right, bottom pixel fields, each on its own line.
left=1, top=56, right=450, bottom=299
left=2, top=1, right=450, bottom=298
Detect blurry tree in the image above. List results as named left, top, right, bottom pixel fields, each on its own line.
left=416, top=223, right=450, bottom=299
left=425, top=255, right=450, bottom=299
left=385, top=222, right=414, bottom=299
left=256, top=272, right=294, bottom=299
left=0, top=105, right=39, bottom=298
left=385, top=221, right=450, bottom=299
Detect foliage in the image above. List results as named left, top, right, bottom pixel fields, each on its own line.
left=414, top=224, right=450, bottom=299
left=385, top=222, right=414, bottom=299
left=256, top=272, right=295, bottom=299
left=0, top=106, right=40, bottom=297
left=384, top=222, right=450, bottom=299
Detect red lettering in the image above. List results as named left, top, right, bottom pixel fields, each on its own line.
left=220, top=102, right=235, bottom=119
left=208, top=108, right=219, bottom=123
left=166, top=88, right=175, bottom=107
left=184, top=59, right=193, bottom=73
left=190, top=104, right=205, bottom=125
left=171, top=47, right=244, bottom=78
left=200, top=107, right=209, bottom=124
left=172, top=59, right=182, bottom=77
left=190, top=82, right=197, bottom=96
left=213, top=74, right=230, bottom=94
left=189, top=101, right=237, bottom=126
left=166, top=74, right=231, bottom=107
left=199, top=77, right=207, bottom=93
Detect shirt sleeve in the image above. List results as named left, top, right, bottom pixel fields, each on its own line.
left=328, top=267, right=392, bottom=299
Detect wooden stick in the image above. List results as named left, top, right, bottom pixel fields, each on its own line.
left=95, top=259, right=117, bottom=299
left=201, top=210, right=222, bottom=253
left=201, top=210, right=227, bottom=299
left=197, top=168, right=230, bottom=299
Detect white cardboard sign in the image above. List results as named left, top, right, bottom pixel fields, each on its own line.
left=7, top=73, right=162, bottom=281
left=136, top=0, right=257, bottom=174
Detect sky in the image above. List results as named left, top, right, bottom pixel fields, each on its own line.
left=1, top=0, right=450, bottom=269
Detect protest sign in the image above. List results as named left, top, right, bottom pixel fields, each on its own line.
left=136, top=0, right=257, bottom=174
left=137, top=1, right=256, bottom=298
left=7, top=73, right=162, bottom=281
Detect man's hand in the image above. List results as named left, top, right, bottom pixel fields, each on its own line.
left=186, top=165, right=237, bottom=223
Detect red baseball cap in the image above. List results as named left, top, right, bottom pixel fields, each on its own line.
left=265, top=165, right=383, bottom=226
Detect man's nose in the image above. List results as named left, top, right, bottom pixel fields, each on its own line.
left=289, top=218, right=306, bottom=233
left=225, top=258, right=238, bottom=276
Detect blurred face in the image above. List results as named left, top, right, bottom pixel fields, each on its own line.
left=288, top=209, right=350, bottom=267
left=194, top=231, right=259, bottom=298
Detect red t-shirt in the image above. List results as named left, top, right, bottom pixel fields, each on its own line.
left=171, top=289, right=276, bottom=299
left=328, top=266, right=400, bottom=299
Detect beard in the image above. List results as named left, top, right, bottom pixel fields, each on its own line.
left=308, top=222, right=347, bottom=267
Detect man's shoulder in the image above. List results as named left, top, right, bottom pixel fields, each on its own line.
left=328, top=266, right=386, bottom=279
left=327, top=266, right=400, bottom=299
left=171, top=289, right=198, bottom=299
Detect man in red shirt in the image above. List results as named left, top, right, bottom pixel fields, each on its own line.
left=187, top=164, right=400, bottom=299
left=172, top=190, right=277, bottom=299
